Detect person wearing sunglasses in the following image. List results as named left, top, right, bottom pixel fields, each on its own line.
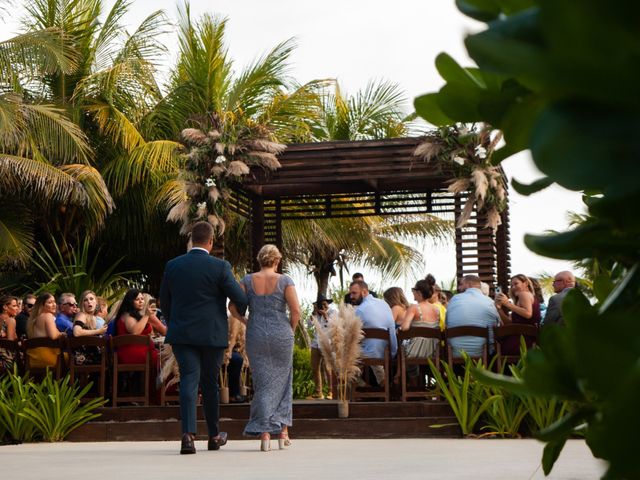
left=55, top=292, right=79, bottom=335
left=15, top=293, right=36, bottom=339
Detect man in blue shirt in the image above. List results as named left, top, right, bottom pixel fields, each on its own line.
left=350, top=280, right=397, bottom=385
left=445, top=275, right=499, bottom=358
left=55, top=292, right=78, bottom=335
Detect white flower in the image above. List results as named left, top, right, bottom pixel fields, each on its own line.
left=453, top=156, right=466, bottom=166
left=197, top=201, right=207, bottom=209
left=215, top=155, right=226, bottom=164
left=205, top=177, right=215, bottom=188
left=475, top=146, right=487, bottom=159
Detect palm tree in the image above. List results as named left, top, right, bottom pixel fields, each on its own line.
left=313, top=79, right=409, bottom=141
left=0, top=26, right=113, bottom=266
left=150, top=5, right=326, bottom=256
left=279, top=80, right=452, bottom=297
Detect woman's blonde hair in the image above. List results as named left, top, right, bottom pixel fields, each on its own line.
left=383, top=287, right=409, bottom=309
left=257, top=244, right=282, bottom=268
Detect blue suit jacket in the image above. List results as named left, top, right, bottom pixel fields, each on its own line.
left=160, top=249, right=248, bottom=347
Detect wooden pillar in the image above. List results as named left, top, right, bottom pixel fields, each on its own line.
left=495, top=192, right=511, bottom=292
left=250, top=195, right=264, bottom=272
left=275, top=198, right=283, bottom=273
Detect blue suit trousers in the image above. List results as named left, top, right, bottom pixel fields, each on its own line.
left=172, top=344, right=225, bottom=436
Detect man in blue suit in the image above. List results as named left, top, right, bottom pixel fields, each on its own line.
left=160, top=221, right=248, bottom=455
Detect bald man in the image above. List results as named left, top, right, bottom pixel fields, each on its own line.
left=544, top=271, right=576, bottom=326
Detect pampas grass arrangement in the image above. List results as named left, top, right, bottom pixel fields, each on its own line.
left=413, top=124, right=507, bottom=230
left=314, top=303, right=364, bottom=403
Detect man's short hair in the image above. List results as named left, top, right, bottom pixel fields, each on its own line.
left=191, top=221, right=214, bottom=245
left=58, top=292, right=75, bottom=304
left=349, top=279, right=368, bottom=291
left=352, top=272, right=364, bottom=281
left=462, top=275, right=482, bottom=288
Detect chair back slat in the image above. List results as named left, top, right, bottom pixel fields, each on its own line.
left=362, top=327, right=391, bottom=341
left=494, top=324, right=538, bottom=340
left=23, top=337, right=65, bottom=350
left=111, top=334, right=153, bottom=348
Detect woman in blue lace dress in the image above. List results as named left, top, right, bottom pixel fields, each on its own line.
left=238, top=245, right=301, bottom=451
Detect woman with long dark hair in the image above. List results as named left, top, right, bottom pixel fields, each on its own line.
left=114, top=289, right=159, bottom=399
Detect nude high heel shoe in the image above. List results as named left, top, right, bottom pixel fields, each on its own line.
left=278, top=429, right=291, bottom=450
left=260, top=432, right=271, bottom=451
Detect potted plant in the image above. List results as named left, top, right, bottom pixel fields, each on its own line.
left=315, top=303, right=363, bottom=418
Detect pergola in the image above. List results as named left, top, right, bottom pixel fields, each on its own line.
left=230, top=137, right=511, bottom=290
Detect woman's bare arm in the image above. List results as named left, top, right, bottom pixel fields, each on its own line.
left=284, top=285, right=301, bottom=331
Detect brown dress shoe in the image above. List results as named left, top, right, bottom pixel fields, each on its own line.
left=180, top=433, right=196, bottom=454
left=208, top=431, right=228, bottom=450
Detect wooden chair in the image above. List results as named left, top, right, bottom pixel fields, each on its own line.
left=494, top=324, right=539, bottom=371
left=0, top=339, right=23, bottom=375
left=22, top=337, right=65, bottom=380
left=397, top=327, right=442, bottom=401
left=67, top=336, right=108, bottom=400
left=445, top=326, right=490, bottom=369
left=351, top=328, right=391, bottom=402
left=111, top=335, right=151, bottom=406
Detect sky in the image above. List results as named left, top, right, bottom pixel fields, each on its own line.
left=1, top=0, right=586, bottom=299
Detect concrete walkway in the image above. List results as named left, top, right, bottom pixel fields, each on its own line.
left=1, top=439, right=605, bottom=479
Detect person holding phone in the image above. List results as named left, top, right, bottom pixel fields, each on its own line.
left=307, top=294, right=336, bottom=399
left=494, top=274, right=541, bottom=354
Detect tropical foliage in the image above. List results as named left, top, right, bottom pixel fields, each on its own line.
left=417, top=0, right=640, bottom=477
left=0, top=368, right=105, bottom=443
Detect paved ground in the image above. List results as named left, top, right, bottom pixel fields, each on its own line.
left=1, top=439, right=605, bottom=480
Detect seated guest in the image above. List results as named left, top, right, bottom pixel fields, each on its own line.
left=307, top=294, right=336, bottom=399
left=0, top=295, right=19, bottom=372
left=425, top=274, right=446, bottom=330
left=72, top=290, right=108, bottom=365
left=344, top=273, right=377, bottom=304
left=114, top=289, right=160, bottom=401
left=142, top=295, right=167, bottom=337
left=75, top=290, right=108, bottom=338
left=543, top=271, right=575, bottom=326
left=439, top=290, right=453, bottom=307
left=349, top=280, right=397, bottom=386
left=55, top=292, right=78, bottom=335
left=94, top=296, right=108, bottom=328
left=446, top=275, right=499, bottom=359
left=114, top=289, right=159, bottom=361
left=15, top=293, right=36, bottom=339
left=530, top=277, right=547, bottom=321
left=26, top=293, right=66, bottom=368
left=495, top=274, right=541, bottom=355
left=225, top=315, right=247, bottom=403
left=383, top=287, right=410, bottom=327
left=398, top=279, right=440, bottom=357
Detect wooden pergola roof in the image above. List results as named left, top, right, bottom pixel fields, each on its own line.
left=230, top=137, right=511, bottom=289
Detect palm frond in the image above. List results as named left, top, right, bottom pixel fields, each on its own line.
left=0, top=200, right=34, bottom=266
left=102, top=140, right=181, bottom=195
left=58, top=163, right=114, bottom=229
left=0, top=96, right=92, bottom=164
left=225, top=38, right=295, bottom=116
left=0, top=28, right=79, bottom=83
left=83, top=99, right=145, bottom=151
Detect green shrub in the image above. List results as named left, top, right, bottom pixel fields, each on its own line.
left=428, top=355, right=500, bottom=436
left=292, top=345, right=315, bottom=399
left=0, top=367, right=38, bottom=443
left=0, top=368, right=106, bottom=443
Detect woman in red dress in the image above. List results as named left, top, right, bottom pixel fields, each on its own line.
left=114, top=289, right=159, bottom=399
